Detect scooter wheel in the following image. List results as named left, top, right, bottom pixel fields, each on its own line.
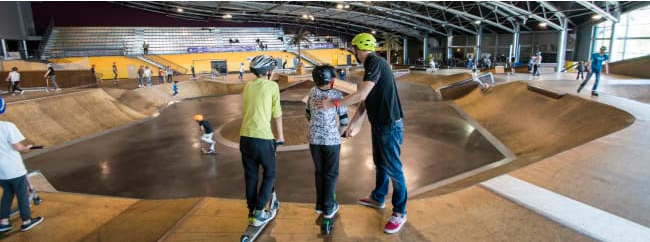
left=240, top=235, right=249, bottom=242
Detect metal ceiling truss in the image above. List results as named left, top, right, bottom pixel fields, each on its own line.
left=576, top=1, right=619, bottom=22
left=112, top=1, right=641, bottom=39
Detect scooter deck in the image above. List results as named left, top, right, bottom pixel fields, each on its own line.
left=240, top=192, right=279, bottom=242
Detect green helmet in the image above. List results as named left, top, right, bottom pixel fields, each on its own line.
left=351, top=33, right=376, bottom=51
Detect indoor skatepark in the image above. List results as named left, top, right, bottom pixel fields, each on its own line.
left=1, top=1, right=650, bottom=242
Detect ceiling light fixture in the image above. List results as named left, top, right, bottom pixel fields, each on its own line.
left=344, top=4, right=350, bottom=8
left=177, top=8, right=183, bottom=13
left=371, top=30, right=376, bottom=34
left=337, top=4, right=343, bottom=9
left=223, top=14, right=232, bottom=19
left=592, top=14, right=603, bottom=20
left=474, top=20, right=481, bottom=25
left=302, top=14, right=308, bottom=19
left=539, top=22, right=547, bottom=27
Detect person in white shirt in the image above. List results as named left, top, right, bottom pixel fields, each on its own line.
left=239, top=62, right=245, bottom=82
left=144, top=66, right=152, bottom=87
left=5, top=67, right=24, bottom=95
left=0, top=97, right=43, bottom=232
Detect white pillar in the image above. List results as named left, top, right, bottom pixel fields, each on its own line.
left=475, top=25, right=482, bottom=69
left=556, top=18, right=568, bottom=73
left=22, top=40, right=28, bottom=59
left=423, top=32, right=429, bottom=64
left=513, top=22, right=521, bottom=63
left=1, top=39, right=7, bottom=59
left=446, top=28, right=453, bottom=66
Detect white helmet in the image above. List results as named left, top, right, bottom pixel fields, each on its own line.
left=249, top=55, right=276, bottom=76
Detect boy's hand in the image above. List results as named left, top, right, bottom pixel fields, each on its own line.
left=276, top=140, right=285, bottom=146
left=342, top=126, right=354, bottom=138
left=315, top=95, right=334, bottom=109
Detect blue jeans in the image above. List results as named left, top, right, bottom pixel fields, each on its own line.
left=370, top=119, right=407, bottom=214
left=138, top=76, right=144, bottom=86
left=0, top=175, right=31, bottom=221
left=146, top=77, right=152, bottom=86
left=580, top=69, right=602, bottom=92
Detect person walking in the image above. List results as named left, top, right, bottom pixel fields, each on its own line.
left=316, top=33, right=407, bottom=234
left=137, top=66, right=145, bottom=88
left=5, top=67, right=24, bottom=96
left=578, top=46, right=610, bottom=97
left=112, top=62, right=119, bottom=85
left=44, top=64, right=61, bottom=92
left=239, top=62, right=245, bottom=82
left=576, top=61, right=586, bottom=81
left=166, top=66, right=173, bottom=83
left=144, top=66, right=152, bottom=87
left=0, top=97, right=44, bottom=233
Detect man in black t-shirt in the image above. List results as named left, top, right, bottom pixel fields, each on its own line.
left=316, top=33, right=407, bottom=234
left=194, top=114, right=216, bottom=153
left=44, top=63, right=61, bottom=92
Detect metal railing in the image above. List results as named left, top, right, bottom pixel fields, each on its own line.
left=144, top=55, right=189, bottom=74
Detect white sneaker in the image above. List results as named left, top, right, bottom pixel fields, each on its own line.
left=20, top=90, right=24, bottom=95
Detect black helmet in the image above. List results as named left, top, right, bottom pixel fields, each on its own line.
left=312, top=65, right=336, bottom=86
left=250, top=55, right=277, bottom=76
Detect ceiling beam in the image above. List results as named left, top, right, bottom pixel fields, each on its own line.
left=346, top=2, right=475, bottom=35
left=576, top=1, right=619, bottom=23
left=489, top=2, right=563, bottom=30
left=412, top=1, right=514, bottom=33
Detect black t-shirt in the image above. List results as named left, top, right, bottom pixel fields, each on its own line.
left=363, top=53, right=403, bottom=126
left=48, top=67, right=56, bottom=76
left=198, top=120, right=213, bottom=134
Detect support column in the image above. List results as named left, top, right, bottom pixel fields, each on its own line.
left=22, top=40, right=28, bottom=59
left=403, top=35, right=408, bottom=65
left=1, top=39, right=7, bottom=59
left=475, top=25, right=482, bottom=69
left=556, top=18, right=568, bottom=73
left=608, top=21, right=616, bottom=58
left=513, top=22, right=521, bottom=63
left=423, top=32, right=429, bottom=65
left=446, top=28, right=453, bottom=66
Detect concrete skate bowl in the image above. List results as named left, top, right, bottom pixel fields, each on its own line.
left=22, top=79, right=508, bottom=204
left=415, top=81, right=636, bottom=197
left=0, top=81, right=245, bottom=149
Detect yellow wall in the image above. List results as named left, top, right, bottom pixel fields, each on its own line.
left=303, top=49, right=356, bottom=66
left=51, top=56, right=157, bottom=79
left=2, top=60, right=48, bottom=71
left=159, top=51, right=310, bottom=74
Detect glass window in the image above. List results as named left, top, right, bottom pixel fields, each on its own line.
left=591, top=6, right=650, bottom=61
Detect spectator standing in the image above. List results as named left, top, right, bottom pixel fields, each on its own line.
left=44, top=63, right=61, bottom=92
left=0, top=97, right=44, bottom=233
left=5, top=67, right=23, bottom=96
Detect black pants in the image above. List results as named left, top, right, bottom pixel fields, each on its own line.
left=11, top=82, right=22, bottom=93
left=533, top=65, right=540, bottom=76
left=576, top=71, right=584, bottom=80
left=167, top=75, right=173, bottom=83
left=310, top=144, right=340, bottom=215
left=240, top=136, right=276, bottom=211
left=0, top=175, right=31, bottom=221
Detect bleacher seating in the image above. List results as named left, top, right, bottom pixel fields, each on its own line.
left=220, top=27, right=285, bottom=51
left=42, top=27, right=287, bottom=59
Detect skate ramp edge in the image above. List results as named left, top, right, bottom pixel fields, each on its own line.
left=1, top=81, right=245, bottom=150
left=27, top=171, right=57, bottom=192
left=456, top=81, right=634, bottom=167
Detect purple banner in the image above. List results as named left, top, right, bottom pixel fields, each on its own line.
left=307, top=43, right=335, bottom=49
left=187, top=46, right=256, bottom=53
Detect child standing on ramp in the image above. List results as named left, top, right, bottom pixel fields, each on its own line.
left=305, top=64, right=349, bottom=235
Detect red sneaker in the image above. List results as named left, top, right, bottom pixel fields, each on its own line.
left=384, top=213, right=406, bottom=234
left=357, top=197, right=385, bottom=209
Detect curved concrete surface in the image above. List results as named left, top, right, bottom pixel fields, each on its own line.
left=1, top=71, right=645, bottom=242
left=24, top=81, right=506, bottom=204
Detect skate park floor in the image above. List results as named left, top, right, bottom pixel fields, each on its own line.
left=2, top=70, right=650, bottom=241
left=23, top=81, right=507, bottom=203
